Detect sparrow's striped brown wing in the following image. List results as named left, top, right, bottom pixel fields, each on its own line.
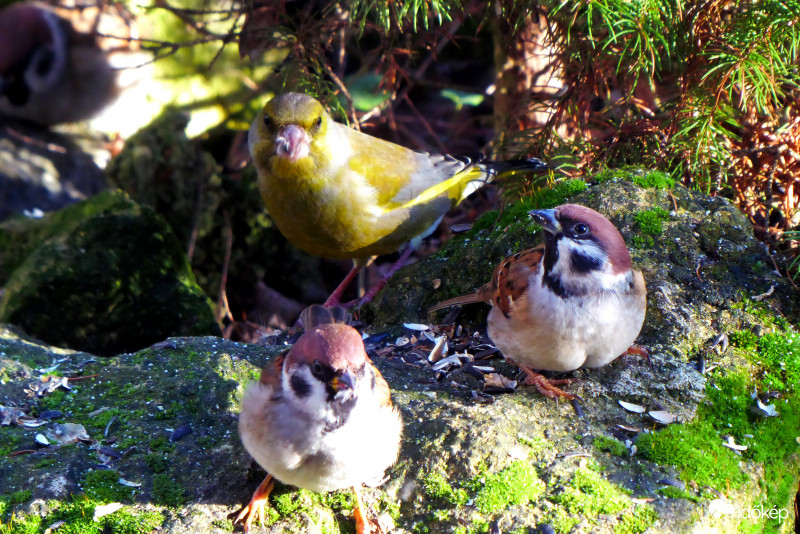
left=492, top=245, right=544, bottom=318
left=259, top=352, right=287, bottom=388
left=369, top=363, right=394, bottom=409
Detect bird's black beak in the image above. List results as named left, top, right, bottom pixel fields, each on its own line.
left=330, top=368, right=357, bottom=393
left=529, top=209, right=561, bottom=234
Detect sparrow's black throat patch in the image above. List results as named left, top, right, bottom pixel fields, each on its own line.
left=570, top=250, right=603, bottom=273
left=290, top=374, right=311, bottom=398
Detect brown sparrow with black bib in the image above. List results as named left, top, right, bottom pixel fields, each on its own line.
left=430, top=204, right=647, bottom=399
left=236, top=305, right=402, bottom=532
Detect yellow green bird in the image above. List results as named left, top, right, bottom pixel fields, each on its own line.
left=249, top=92, right=547, bottom=306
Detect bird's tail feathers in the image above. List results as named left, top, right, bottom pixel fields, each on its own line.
left=481, top=157, right=549, bottom=179
left=427, top=293, right=486, bottom=313
left=299, top=304, right=353, bottom=330
left=458, top=156, right=548, bottom=200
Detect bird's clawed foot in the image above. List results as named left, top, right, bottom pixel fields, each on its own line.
left=516, top=364, right=578, bottom=400
left=623, top=345, right=652, bottom=368
left=233, top=474, right=274, bottom=532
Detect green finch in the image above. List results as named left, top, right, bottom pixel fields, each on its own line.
left=249, top=92, right=546, bottom=306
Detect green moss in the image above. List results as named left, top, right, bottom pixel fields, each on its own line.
left=729, top=330, right=759, bottom=351
left=3, top=489, right=31, bottom=505
left=594, top=168, right=674, bottom=189
left=552, top=468, right=631, bottom=516
left=103, top=508, right=165, bottom=534
left=594, top=435, right=628, bottom=457
left=83, top=470, right=136, bottom=503
left=144, top=454, right=169, bottom=474
left=1, top=498, right=163, bottom=534
left=755, top=331, right=800, bottom=394
left=613, top=505, right=659, bottom=534
left=634, top=207, right=670, bottom=236
left=636, top=420, right=747, bottom=490
left=423, top=471, right=469, bottom=506
left=148, top=436, right=175, bottom=453
left=472, top=179, right=588, bottom=234
left=632, top=170, right=675, bottom=189
left=658, top=486, right=703, bottom=503
left=151, top=473, right=186, bottom=507
left=33, top=457, right=57, bottom=469
left=473, top=461, right=543, bottom=513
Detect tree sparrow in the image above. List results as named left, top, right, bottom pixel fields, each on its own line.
left=430, top=204, right=647, bottom=399
left=236, top=305, right=402, bottom=532
left=0, top=3, right=117, bottom=126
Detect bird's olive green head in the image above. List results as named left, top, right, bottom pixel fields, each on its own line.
left=250, top=92, right=332, bottom=164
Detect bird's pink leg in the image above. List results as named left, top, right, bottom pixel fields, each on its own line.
left=353, top=488, right=376, bottom=534
left=510, top=360, right=577, bottom=400
left=350, top=244, right=416, bottom=307
left=324, top=264, right=363, bottom=308
left=233, top=474, right=274, bottom=532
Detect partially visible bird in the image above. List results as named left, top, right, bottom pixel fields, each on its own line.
left=249, top=92, right=547, bottom=307
left=0, top=3, right=117, bottom=126
left=430, top=204, right=647, bottom=399
left=235, top=305, right=402, bottom=532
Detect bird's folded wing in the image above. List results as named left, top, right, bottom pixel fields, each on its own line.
left=492, top=245, right=544, bottom=318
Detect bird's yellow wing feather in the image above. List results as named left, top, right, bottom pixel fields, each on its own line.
left=343, top=124, right=474, bottom=212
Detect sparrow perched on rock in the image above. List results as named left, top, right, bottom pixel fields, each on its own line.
left=430, top=204, right=647, bottom=399
left=236, top=305, right=402, bottom=532
left=0, top=3, right=117, bottom=126
left=249, top=92, right=547, bottom=306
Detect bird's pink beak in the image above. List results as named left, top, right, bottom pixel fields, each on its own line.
left=275, top=124, right=310, bottom=162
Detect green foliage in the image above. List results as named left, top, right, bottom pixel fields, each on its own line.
left=349, top=0, right=461, bottom=32
left=542, top=0, right=800, bottom=196
left=473, top=461, right=543, bottom=513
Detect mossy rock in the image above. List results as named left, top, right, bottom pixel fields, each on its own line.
left=104, top=110, right=332, bottom=306
left=1, top=168, right=799, bottom=533
left=0, top=190, right=219, bottom=355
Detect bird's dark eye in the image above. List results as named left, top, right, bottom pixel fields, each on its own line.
left=574, top=223, right=589, bottom=236
left=311, top=360, right=324, bottom=376
left=262, top=114, right=273, bottom=130
left=314, top=116, right=322, bottom=129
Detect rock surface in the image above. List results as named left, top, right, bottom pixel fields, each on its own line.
left=0, top=190, right=219, bottom=356
left=0, top=171, right=798, bottom=533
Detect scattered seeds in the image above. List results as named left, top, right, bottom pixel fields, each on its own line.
left=427, top=336, right=448, bottom=363
left=721, top=436, right=748, bottom=453
left=403, top=323, right=429, bottom=332
left=648, top=410, right=676, bottom=424
left=618, top=400, right=646, bottom=413
left=93, top=502, right=124, bottom=521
